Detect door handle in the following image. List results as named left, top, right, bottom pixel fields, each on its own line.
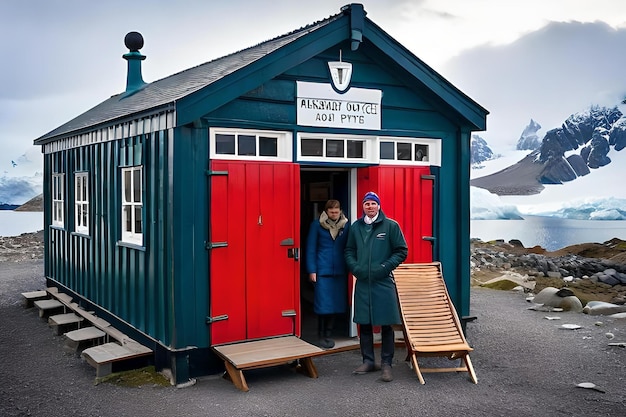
left=287, top=248, right=300, bottom=261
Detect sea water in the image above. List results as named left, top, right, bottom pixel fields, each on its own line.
left=2, top=211, right=625, bottom=252
left=471, top=215, right=626, bottom=251
left=0, top=211, right=43, bottom=237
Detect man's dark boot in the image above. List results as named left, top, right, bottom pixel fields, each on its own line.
left=381, top=364, right=393, bottom=382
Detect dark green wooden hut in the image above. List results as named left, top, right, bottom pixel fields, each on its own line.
left=34, top=3, right=487, bottom=385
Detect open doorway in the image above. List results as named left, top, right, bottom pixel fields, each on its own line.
left=299, top=168, right=353, bottom=347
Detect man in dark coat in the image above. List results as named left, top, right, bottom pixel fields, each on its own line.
left=344, top=191, right=408, bottom=382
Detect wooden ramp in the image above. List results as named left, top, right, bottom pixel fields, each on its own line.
left=212, top=336, right=324, bottom=392
left=394, top=262, right=477, bottom=384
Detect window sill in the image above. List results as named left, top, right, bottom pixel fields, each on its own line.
left=116, top=240, right=146, bottom=251
left=70, top=232, right=91, bottom=239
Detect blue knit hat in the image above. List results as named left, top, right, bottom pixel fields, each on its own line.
left=362, top=191, right=381, bottom=205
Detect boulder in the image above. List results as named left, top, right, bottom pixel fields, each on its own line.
left=583, top=301, right=626, bottom=316
left=531, top=287, right=583, bottom=312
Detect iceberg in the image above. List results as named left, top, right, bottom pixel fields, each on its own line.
left=470, top=187, right=523, bottom=220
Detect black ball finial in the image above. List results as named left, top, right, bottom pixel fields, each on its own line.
left=124, top=32, right=144, bottom=52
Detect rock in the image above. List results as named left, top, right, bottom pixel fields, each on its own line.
left=582, top=301, right=626, bottom=315
left=560, top=324, right=582, bottom=330
left=531, top=287, right=582, bottom=312
left=556, top=288, right=575, bottom=297
left=559, top=297, right=583, bottom=312
left=576, top=382, right=605, bottom=393
left=482, top=272, right=535, bottom=291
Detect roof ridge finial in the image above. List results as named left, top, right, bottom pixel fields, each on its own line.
left=122, top=32, right=147, bottom=95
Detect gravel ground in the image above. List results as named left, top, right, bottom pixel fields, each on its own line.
left=1, top=259, right=626, bottom=417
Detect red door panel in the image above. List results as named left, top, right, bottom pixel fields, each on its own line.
left=356, top=166, right=433, bottom=263
left=246, top=163, right=300, bottom=339
left=210, top=161, right=300, bottom=345
left=210, top=161, right=247, bottom=345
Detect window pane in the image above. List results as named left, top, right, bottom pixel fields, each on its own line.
left=76, top=179, right=82, bottom=202
left=347, top=140, right=364, bottom=158
left=326, top=140, right=344, bottom=158
left=415, top=144, right=429, bottom=161
left=237, top=135, right=256, bottom=156
left=397, top=142, right=411, bottom=160
left=57, top=203, right=63, bottom=222
left=380, top=142, right=394, bottom=160
left=133, top=169, right=141, bottom=203
left=123, top=206, right=132, bottom=232
left=259, top=136, right=278, bottom=156
left=82, top=204, right=88, bottom=228
left=134, top=206, right=143, bottom=234
left=301, top=139, right=323, bottom=156
left=124, top=171, right=131, bottom=202
left=82, top=176, right=88, bottom=200
left=216, top=134, right=235, bottom=154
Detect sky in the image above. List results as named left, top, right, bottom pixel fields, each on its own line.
left=2, top=0, right=626, bottom=183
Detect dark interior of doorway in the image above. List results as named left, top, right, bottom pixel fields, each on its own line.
left=300, top=168, right=351, bottom=347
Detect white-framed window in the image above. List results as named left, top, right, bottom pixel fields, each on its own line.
left=74, top=172, right=89, bottom=234
left=297, top=133, right=377, bottom=164
left=121, top=166, right=143, bottom=245
left=52, top=173, right=64, bottom=227
left=378, top=137, right=441, bottom=166
left=209, top=128, right=292, bottom=161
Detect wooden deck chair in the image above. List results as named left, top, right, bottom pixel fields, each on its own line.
left=394, top=262, right=477, bottom=384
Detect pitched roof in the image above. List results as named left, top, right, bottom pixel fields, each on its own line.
left=35, top=13, right=343, bottom=143
left=35, top=5, right=487, bottom=145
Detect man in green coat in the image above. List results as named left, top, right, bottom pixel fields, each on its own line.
left=345, top=191, right=408, bottom=382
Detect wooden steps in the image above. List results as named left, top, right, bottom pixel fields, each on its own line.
left=48, top=312, right=84, bottom=335
left=82, top=341, right=153, bottom=377
left=21, top=290, right=48, bottom=308
left=33, top=299, right=65, bottom=318
left=212, top=336, right=323, bottom=392
left=23, top=285, right=154, bottom=378
left=64, top=327, right=106, bottom=353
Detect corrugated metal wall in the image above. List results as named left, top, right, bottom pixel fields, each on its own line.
left=44, top=130, right=174, bottom=345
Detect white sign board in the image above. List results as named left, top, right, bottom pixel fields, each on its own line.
left=297, top=81, right=382, bottom=130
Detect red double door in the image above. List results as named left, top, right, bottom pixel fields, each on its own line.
left=209, top=161, right=433, bottom=346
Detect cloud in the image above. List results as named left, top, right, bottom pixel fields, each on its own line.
left=0, top=174, right=42, bottom=205
left=441, top=21, right=626, bottom=150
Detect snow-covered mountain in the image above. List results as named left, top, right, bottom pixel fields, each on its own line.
left=471, top=105, right=626, bottom=196
left=470, top=104, right=626, bottom=220
left=516, top=119, right=541, bottom=150
left=470, top=135, right=495, bottom=165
